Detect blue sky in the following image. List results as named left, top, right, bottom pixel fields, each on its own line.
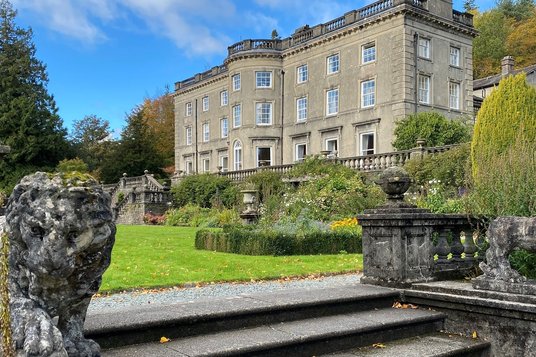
left=11, top=0, right=495, bottom=136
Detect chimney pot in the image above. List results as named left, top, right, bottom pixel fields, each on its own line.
left=501, top=56, right=515, bottom=76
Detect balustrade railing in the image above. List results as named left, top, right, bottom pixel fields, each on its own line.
left=452, top=9, right=474, bottom=26
left=325, top=16, right=346, bottom=32
left=358, top=0, right=393, bottom=19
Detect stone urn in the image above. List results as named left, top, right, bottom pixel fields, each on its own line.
left=376, top=166, right=412, bottom=200
left=240, top=189, right=259, bottom=224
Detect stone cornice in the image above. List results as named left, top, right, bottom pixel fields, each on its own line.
left=174, top=73, right=227, bottom=97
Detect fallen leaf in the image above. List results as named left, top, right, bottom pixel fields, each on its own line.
left=472, top=331, right=478, bottom=339
left=372, top=343, right=386, bottom=349
left=160, top=337, right=170, bottom=343
left=392, top=301, right=418, bottom=309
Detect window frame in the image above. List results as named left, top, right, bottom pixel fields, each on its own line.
left=185, top=160, right=193, bottom=174
left=325, top=138, right=339, bottom=156
left=362, top=42, right=376, bottom=64
left=255, top=71, right=272, bottom=88
left=360, top=132, right=375, bottom=156
left=256, top=147, right=272, bottom=167
left=255, top=102, right=273, bottom=126
left=186, top=126, right=192, bottom=146
left=220, top=90, right=228, bottom=106
left=418, top=74, right=431, bottom=104
left=220, top=155, right=229, bottom=172
left=232, top=104, right=241, bottom=128
left=327, top=53, right=340, bottom=75
left=418, top=37, right=431, bottom=59
left=202, top=123, right=210, bottom=142
left=202, top=96, right=209, bottom=112
left=326, top=88, right=339, bottom=116
left=297, top=64, right=308, bottom=84
left=202, top=158, right=210, bottom=173
left=295, top=143, right=307, bottom=162
left=296, top=96, right=307, bottom=122
left=449, top=46, right=460, bottom=67
left=233, top=140, right=242, bottom=171
left=220, top=117, right=228, bottom=138
left=232, top=73, right=241, bottom=91
left=449, top=81, right=460, bottom=110
left=185, top=102, right=192, bottom=117
left=361, top=79, right=376, bottom=108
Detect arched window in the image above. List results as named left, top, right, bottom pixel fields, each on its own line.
left=233, top=140, right=242, bottom=171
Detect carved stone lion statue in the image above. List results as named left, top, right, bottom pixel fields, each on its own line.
left=5, top=172, right=116, bottom=357
left=479, top=216, right=536, bottom=283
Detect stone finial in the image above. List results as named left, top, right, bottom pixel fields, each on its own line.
left=123, top=173, right=127, bottom=177
left=5, top=172, right=116, bottom=356
left=376, top=166, right=412, bottom=200
left=144, top=170, right=149, bottom=175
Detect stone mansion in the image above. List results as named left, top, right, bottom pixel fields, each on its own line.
left=173, top=0, right=476, bottom=174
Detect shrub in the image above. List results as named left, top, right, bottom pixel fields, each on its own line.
left=195, top=227, right=361, bottom=256
left=244, top=170, right=286, bottom=204
left=56, top=158, right=89, bottom=173
left=393, top=112, right=471, bottom=150
left=165, top=204, right=241, bottom=228
left=143, top=212, right=166, bottom=225
left=471, top=73, right=536, bottom=179
left=171, top=174, right=239, bottom=208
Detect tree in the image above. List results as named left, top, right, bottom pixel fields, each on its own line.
left=506, top=9, right=536, bottom=68
left=473, top=9, right=511, bottom=78
left=0, top=0, right=68, bottom=189
left=392, top=112, right=471, bottom=151
left=497, top=0, right=535, bottom=21
left=141, top=89, right=174, bottom=167
left=463, top=0, right=477, bottom=12
left=70, top=115, right=112, bottom=174
left=99, top=106, right=165, bottom=183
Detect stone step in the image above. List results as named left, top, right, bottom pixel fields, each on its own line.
left=321, top=332, right=491, bottom=357
left=102, top=307, right=446, bottom=356
left=86, top=284, right=399, bottom=349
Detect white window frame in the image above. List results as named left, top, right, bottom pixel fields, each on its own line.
left=327, top=54, right=340, bottom=74
left=325, top=138, right=339, bottom=156
left=185, top=102, right=192, bottom=117
left=361, top=79, right=376, bottom=108
left=220, top=155, right=229, bottom=172
left=418, top=37, right=431, bottom=59
left=185, top=160, right=193, bottom=174
left=255, top=102, right=273, bottom=125
left=256, top=147, right=272, bottom=167
left=326, top=88, right=339, bottom=116
left=233, top=104, right=241, bottom=128
left=360, top=132, right=375, bottom=156
left=255, top=71, right=272, bottom=88
left=449, top=81, right=460, bottom=110
left=296, top=96, right=307, bottom=122
left=202, top=123, right=209, bottom=142
left=186, top=126, right=192, bottom=146
left=202, top=96, right=209, bottom=112
left=220, top=90, right=228, bottom=106
left=362, top=42, right=376, bottom=64
left=232, top=73, right=241, bottom=91
left=295, top=143, right=307, bottom=162
left=418, top=74, right=431, bottom=104
left=233, top=140, right=242, bottom=171
left=202, top=158, right=210, bottom=173
left=220, top=117, right=228, bottom=138
left=297, top=64, right=308, bottom=84
left=449, top=46, right=460, bottom=67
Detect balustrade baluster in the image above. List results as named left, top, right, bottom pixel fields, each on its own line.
left=435, top=229, right=451, bottom=264
left=475, top=233, right=487, bottom=262
left=450, top=228, right=464, bottom=262
left=463, top=228, right=477, bottom=263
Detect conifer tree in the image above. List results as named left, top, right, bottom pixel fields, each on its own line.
left=0, top=0, right=68, bottom=189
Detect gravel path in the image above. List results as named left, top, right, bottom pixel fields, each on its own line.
left=88, top=273, right=362, bottom=314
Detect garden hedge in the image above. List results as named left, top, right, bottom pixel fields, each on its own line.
left=195, top=227, right=362, bottom=256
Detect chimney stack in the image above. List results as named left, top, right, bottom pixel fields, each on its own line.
left=501, top=56, right=515, bottom=76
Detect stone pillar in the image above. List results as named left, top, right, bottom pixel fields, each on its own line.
left=358, top=167, right=437, bottom=287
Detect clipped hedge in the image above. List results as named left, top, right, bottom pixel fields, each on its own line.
left=195, top=227, right=361, bottom=256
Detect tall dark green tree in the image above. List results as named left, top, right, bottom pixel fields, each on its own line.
left=0, top=0, right=68, bottom=190
left=99, top=106, right=165, bottom=183
left=496, top=0, right=535, bottom=21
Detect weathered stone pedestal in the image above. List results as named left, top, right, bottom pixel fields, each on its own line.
left=359, top=167, right=483, bottom=288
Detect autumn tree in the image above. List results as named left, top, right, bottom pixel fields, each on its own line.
left=0, top=0, right=68, bottom=189
left=506, top=9, right=536, bottom=68
left=141, top=88, right=174, bottom=168
left=99, top=106, right=165, bottom=183
left=473, top=9, right=511, bottom=78
left=496, top=0, right=535, bottom=21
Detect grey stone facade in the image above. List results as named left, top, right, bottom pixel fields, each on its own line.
left=174, top=0, right=475, bottom=174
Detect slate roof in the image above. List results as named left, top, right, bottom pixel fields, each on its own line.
left=474, top=63, right=536, bottom=90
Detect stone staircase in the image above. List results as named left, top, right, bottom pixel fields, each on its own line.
left=84, top=284, right=490, bottom=356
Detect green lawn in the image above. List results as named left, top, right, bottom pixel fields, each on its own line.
left=100, top=225, right=363, bottom=293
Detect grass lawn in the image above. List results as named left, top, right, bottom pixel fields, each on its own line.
left=100, top=225, right=363, bottom=293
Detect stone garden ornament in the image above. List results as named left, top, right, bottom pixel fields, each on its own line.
left=4, top=172, right=116, bottom=356
left=473, top=216, right=536, bottom=295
